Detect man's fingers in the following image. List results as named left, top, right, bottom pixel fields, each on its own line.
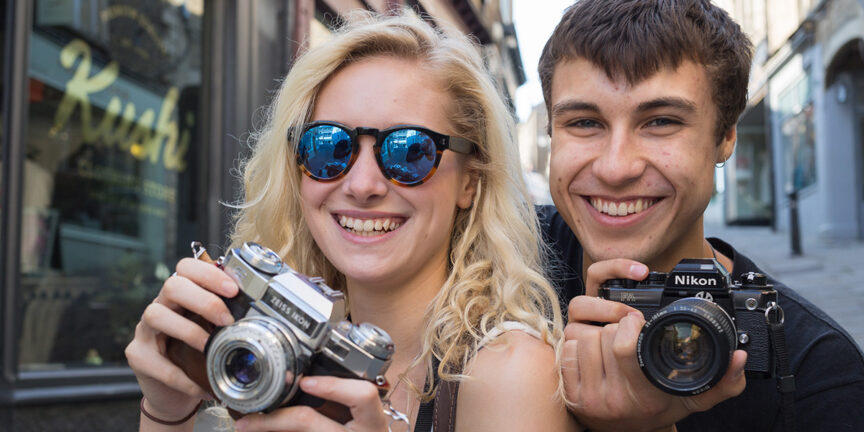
left=609, top=312, right=646, bottom=384
left=584, top=259, right=649, bottom=296
left=568, top=295, right=640, bottom=324
left=575, top=326, right=606, bottom=399
left=685, top=350, right=748, bottom=413
left=562, top=339, right=581, bottom=406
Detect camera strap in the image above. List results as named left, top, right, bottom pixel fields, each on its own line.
left=414, top=358, right=459, bottom=432
left=767, top=302, right=796, bottom=432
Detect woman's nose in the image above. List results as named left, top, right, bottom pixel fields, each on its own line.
left=341, top=137, right=389, bottom=202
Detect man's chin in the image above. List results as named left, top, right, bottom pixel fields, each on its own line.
left=583, top=243, right=653, bottom=268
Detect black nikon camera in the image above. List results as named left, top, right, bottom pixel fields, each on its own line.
left=167, top=242, right=394, bottom=420
left=599, top=258, right=780, bottom=395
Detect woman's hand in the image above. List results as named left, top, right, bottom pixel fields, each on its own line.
left=234, top=376, right=394, bottom=432
left=125, top=257, right=240, bottom=423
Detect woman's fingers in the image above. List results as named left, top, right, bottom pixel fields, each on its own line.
left=232, top=377, right=388, bottom=432
left=300, top=377, right=388, bottom=429
left=235, top=405, right=344, bottom=432
left=140, top=301, right=212, bottom=352
left=125, top=334, right=207, bottom=399
left=159, top=274, right=235, bottom=330
left=175, top=257, right=239, bottom=298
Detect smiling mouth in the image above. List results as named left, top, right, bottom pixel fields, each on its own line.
left=337, top=215, right=404, bottom=237
left=589, top=197, right=658, bottom=216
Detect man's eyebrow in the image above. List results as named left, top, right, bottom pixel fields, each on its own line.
left=636, top=97, right=697, bottom=113
left=550, top=100, right=600, bottom=118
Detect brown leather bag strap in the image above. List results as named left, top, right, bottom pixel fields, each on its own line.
left=432, top=378, right=459, bottom=432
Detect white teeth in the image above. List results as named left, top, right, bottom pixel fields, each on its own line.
left=591, top=198, right=656, bottom=217
left=338, top=216, right=403, bottom=234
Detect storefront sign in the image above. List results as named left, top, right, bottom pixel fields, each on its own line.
left=50, top=39, right=191, bottom=172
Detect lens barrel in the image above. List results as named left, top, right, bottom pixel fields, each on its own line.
left=206, top=316, right=304, bottom=413
left=637, top=297, right=737, bottom=395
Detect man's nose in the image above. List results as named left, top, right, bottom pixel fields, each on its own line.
left=591, top=130, right=647, bottom=186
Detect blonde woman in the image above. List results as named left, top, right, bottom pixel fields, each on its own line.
left=126, top=12, right=577, bottom=432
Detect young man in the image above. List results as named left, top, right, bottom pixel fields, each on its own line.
left=536, top=1, right=864, bottom=431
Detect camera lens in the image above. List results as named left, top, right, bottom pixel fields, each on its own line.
left=206, top=316, right=304, bottom=413
left=225, top=348, right=261, bottom=387
left=637, top=297, right=736, bottom=395
left=655, top=322, right=713, bottom=381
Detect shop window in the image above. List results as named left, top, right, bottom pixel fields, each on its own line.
left=778, top=74, right=816, bottom=192
left=18, top=0, right=204, bottom=371
left=0, top=0, right=5, bottom=245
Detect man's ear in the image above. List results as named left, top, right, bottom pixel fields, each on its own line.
left=718, top=126, right=737, bottom=164
left=457, top=171, right=479, bottom=210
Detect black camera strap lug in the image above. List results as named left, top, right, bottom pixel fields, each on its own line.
left=767, top=302, right=795, bottom=432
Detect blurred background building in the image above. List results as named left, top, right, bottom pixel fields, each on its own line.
left=718, top=0, right=864, bottom=243
left=714, top=0, right=863, bottom=239
left=0, top=0, right=525, bottom=429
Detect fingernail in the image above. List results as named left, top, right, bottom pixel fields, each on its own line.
left=234, top=419, right=246, bottom=432
left=628, top=311, right=643, bottom=319
left=629, top=263, right=648, bottom=278
left=302, top=377, right=318, bottom=389
left=222, top=280, right=238, bottom=296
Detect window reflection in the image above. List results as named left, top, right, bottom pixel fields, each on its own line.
left=19, top=0, right=204, bottom=371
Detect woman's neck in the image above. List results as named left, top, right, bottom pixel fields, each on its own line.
left=345, top=254, right=449, bottom=380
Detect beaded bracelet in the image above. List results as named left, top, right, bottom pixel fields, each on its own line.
left=140, top=398, right=202, bottom=426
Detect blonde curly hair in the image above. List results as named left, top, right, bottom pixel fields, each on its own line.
left=229, top=10, right=564, bottom=398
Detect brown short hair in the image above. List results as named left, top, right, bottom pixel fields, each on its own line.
left=538, top=0, right=753, bottom=142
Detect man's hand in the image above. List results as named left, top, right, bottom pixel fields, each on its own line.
left=563, top=259, right=747, bottom=432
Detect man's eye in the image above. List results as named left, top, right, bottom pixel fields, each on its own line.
left=646, top=117, right=681, bottom=127
left=568, top=119, right=601, bottom=128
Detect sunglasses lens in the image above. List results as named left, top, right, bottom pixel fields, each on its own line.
left=380, top=129, right=437, bottom=185
left=298, top=125, right=354, bottom=180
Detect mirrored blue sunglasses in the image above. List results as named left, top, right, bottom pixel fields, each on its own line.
left=293, top=121, right=475, bottom=187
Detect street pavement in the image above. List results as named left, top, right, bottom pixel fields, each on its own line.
left=704, top=200, right=864, bottom=351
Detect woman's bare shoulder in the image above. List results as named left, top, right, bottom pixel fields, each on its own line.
left=455, top=330, right=581, bottom=431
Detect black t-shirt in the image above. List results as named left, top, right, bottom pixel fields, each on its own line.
left=537, top=205, right=864, bottom=431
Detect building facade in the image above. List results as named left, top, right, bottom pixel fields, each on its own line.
left=0, top=0, right=524, bottom=429
left=722, top=0, right=864, bottom=242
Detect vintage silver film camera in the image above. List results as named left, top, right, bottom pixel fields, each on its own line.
left=168, top=242, right=394, bottom=418
left=599, top=258, right=781, bottom=396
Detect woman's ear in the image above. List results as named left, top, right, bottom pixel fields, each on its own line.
left=457, top=171, right=479, bottom=210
